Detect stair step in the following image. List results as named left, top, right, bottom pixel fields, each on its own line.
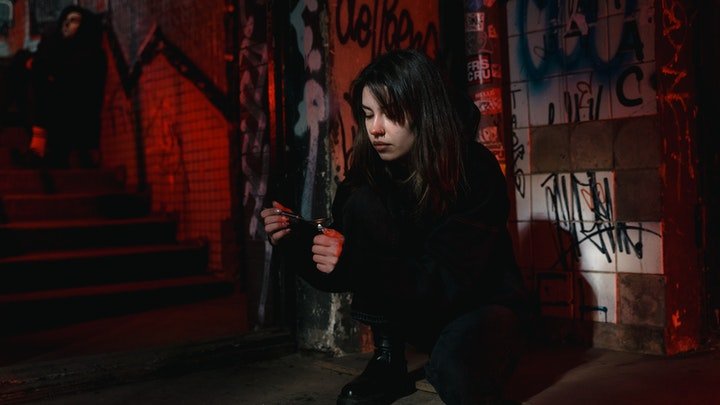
left=0, top=275, right=235, bottom=334
left=0, top=168, right=125, bottom=194
left=0, top=126, right=29, bottom=148
left=0, top=217, right=177, bottom=255
left=0, top=147, right=12, bottom=168
left=0, top=242, right=209, bottom=293
left=0, top=191, right=151, bottom=221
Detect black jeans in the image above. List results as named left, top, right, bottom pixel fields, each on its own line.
left=423, top=305, right=524, bottom=405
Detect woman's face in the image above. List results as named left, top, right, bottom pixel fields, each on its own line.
left=361, top=86, right=415, bottom=161
left=62, top=11, right=82, bottom=38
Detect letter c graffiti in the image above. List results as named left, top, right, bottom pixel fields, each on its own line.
left=616, top=65, right=643, bottom=107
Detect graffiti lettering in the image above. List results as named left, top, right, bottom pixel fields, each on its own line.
left=616, top=65, right=643, bottom=107
left=467, top=53, right=493, bottom=84
left=540, top=172, right=660, bottom=268
left=564, top=79, right=603, bottom=122
left=511, top=130, right=526, bottom=198
left=516, top=0, right=646, bottom=78
left=335, top=0, right=438, bottom=58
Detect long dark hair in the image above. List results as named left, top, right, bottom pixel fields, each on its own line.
left=348, top=49, right=467, bottom=216
left=52, top=5, right=103, bottom=49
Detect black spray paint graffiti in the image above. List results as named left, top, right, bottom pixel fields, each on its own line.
left=510, top=87, right=526, bottom=199
left=564, top=75, right=603, bottom=123
left=335, top=0, right=438, bottom=59
left=540, top=172, right=660, bottom=270
left=514, top=0, right=650, bottom=124
left=511, top=130, right=526, bottom=198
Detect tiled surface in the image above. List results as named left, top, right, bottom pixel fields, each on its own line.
left=537, top=271, right=574, bottom=318
left=528, top=76, right=566, bottom=126
left=511, top=173, right=532, bottom=221
left=615, top=222, right=663, bottom=274
left=564, top=71, right=612, bottom=122
left=614, top=116, right=662, bottom=169
left=571, top=171, right=615, bottom=222
left=574, top=222, right=618, bottom=273
left=575, top=271, right=617, bottom=323
left=570, top=121, right=615, bottom=170
left=609, top=61, right=658, bottom=118
left=618, top=272, right=666, bottom=327
left=507, top=0, right=656, bottom=122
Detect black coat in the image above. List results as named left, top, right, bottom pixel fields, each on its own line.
left=283, top=141, right=531, bottom=341
left=30, top=8, right=107, bottom=151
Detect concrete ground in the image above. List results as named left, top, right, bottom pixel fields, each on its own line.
left=28, top=340, right=720, bottom=405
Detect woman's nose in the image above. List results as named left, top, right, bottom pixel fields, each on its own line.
left=369, top=118, right=385, bottom=137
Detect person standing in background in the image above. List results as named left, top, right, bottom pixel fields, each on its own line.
left=29, top=5, right=107, bottom=168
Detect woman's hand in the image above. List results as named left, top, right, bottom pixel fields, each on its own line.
left=312, top=228, right=345, bottom=273
left=260, top=201, right=292, bottom=245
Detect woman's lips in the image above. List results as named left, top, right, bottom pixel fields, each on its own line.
left=373, top=142, right=391, bottom=152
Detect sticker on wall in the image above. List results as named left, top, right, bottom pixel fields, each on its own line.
left=465, top=12, right=485, bottom=32
left=465, top=30, right=489, bottom=55
left=487, top=24, right=498, bottom=39
left=473, top=87, right=503, bottom=115
left=467, top=52, right=493, bottom=85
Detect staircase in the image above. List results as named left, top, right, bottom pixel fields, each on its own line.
left=0, top=129, right=234, bottom=336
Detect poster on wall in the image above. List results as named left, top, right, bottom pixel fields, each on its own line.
left=30, top=0, right=76, bottom=35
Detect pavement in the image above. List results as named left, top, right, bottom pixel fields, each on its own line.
left=25, top=338, right=720, bottom=405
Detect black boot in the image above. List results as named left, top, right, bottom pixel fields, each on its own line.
left=337, top=324, right=416, bottom=405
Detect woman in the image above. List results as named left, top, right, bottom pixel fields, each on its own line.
left=29, top=5, right=107, bottom=168
left=262, top=49, right=531, bottom=405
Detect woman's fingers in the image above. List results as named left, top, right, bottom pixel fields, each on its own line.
left=272, top=201, right=292, bottom=211
left=261, top=201, right=293, bottom=244
left=312, top=230, right=344, bottom=273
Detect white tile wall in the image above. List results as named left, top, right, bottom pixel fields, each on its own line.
left=531, top=173, right=574, bottom=223
left=512, top=127, right=530, bottom=173
left=574, top=222, right=618, bottom=272
left=610, top=61, right=658, bottom=118
left=510, top=82, right=530, bottom=129
left=528, top=76, right=566, bottom=126
left=571, top=171, right=615, bottom=222
left=563, top=71, right=613, bottom=122
left=563, top=14, right=611, bottom=70
left=616, top=221, right=663, bottom=274
left=513, top=173, right=532, bottom=221
left=506, top=0, right=521, bottom=37
left=576, top=271, right=617, bottom=323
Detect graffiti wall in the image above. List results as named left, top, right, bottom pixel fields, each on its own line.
left=505, top=0, right=666, bottom=339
